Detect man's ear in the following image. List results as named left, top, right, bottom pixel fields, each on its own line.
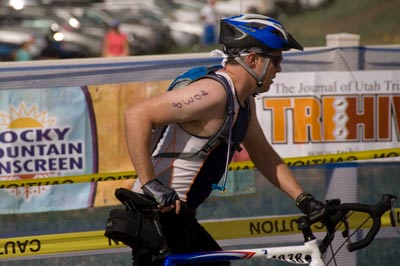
left=246, top=53, right=257, bottom=67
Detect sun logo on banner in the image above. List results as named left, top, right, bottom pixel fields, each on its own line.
left=0, top=102, right=57, bottom=200
left=0, top=103, right=55, bottom=129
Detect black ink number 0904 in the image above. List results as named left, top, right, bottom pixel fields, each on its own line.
left=172, top=90, right=209, bottom=109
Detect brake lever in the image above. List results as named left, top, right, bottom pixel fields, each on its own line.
left=318, top=199, right=343, bottom=254
left=389, top=197, right=400, bottom=234
left=342, top=218, right=350, bottom=238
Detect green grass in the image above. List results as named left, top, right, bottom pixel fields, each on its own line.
left=173, top=0, right=399, bottom=54
left=279, top=0, right=400, bottom=47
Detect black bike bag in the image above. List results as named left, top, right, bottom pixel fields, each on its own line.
left=104, top=188, right=168, bottom=254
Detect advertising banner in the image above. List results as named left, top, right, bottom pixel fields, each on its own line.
left=0, top=70, right=399, bottom=213
left=0, top=87, right=97, bottom=213
left=257, top=70, right=400, bottom=160
left=0, top=80, right=173, bottom=213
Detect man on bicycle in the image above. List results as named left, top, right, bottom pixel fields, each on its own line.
left=124, top=14, right=324, bottom=266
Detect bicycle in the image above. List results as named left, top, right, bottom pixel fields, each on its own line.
left=162, top=193, right=398, bottom=266
left=105, top=190, right=398, bottom=266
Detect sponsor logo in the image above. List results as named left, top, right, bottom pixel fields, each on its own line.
left=0, top=103, right=84, bottom=200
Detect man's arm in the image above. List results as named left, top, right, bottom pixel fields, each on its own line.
left=242, top=98, right=304, bottom=200
left=124, top=78, right=227, bottom=211
left=243, top=98, right=325, bottom=217
left=124, top=79, right=226, bottom=181
left=124, top=102, right=155, bottom=185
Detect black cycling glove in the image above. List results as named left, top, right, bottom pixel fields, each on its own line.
left=296, top=192, right=325, bottom=218
left=142, top=179, right=180, bottom=207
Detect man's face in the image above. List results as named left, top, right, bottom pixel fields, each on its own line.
left=254, top=51, right=283, bottom=94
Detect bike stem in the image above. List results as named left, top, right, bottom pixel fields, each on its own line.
left=297, top=216, right=317, bottom=242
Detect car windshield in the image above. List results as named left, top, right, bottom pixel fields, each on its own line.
left=20, top=18, right=53, bottom=32
left=0, top=8, right=82, bottom=34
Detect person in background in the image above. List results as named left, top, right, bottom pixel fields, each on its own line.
left=102, top=19, right=130, bottom=57
left=39, top=35, right=61, bottom=60
left=200, top=0, right=218, bottom=45
left=124, top=14, right=325, bottom=266
left=14, top=37, right=34, bottom=61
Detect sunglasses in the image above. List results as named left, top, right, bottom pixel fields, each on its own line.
left=257, top=53, right=283, bottom=66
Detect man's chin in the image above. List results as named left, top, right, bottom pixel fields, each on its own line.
left=256, top=86, right=271, bottom=94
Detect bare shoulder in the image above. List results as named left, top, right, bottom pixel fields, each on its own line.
left=172, top=77, right=227, bottom=107
left=174, top=77, right=228, bottom=135
left=126, top=76, right=228, bottom=128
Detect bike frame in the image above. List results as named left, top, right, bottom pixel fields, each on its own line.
left=163, top=238, right=324, bottom=266
left=162, top=194, right=397, bottom=266
left=111, top=191, right=397, bottom=266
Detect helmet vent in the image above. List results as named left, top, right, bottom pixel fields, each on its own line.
left=246, top=22, right=267, bottom=30
left=271, top=29, right=285, bottom=39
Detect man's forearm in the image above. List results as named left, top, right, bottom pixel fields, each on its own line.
left=124, top=109, right=155, bottom=185
left=275, top=163, right=304, bottom=200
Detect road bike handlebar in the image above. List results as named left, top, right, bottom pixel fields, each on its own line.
left=298, top=193, right=397, bottom=254
left=116, top=189, right=397, bottom=265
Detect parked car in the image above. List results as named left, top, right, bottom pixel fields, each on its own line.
left=0, top=26, right=45, bottom=60
left=272, top=0, right=334, bottom=15
left=297, top=0, right=334, bottom=10
left=68, top=5, right=173, bottom=55
left=161, top=0, right=204, bottom=50
left=78, top=2, right=202, bottom=53
left=2, top=0, right=102, bottom=9
left=66, top=6, right=138, bottom=55
left=0, top=6, right=103, bottom=58
left=215, top=0, right=278, bottom=17
left=113, top=6, right=176, bottom=54
left=0, top=20, right=92, bottom=60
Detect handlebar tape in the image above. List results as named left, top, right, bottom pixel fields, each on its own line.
left=336, top=194, right=395, bottom=252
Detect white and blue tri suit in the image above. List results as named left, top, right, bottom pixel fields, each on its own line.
left=134, top=72, right=250, bottom=211
left=133, top=72, right=250, bottom=266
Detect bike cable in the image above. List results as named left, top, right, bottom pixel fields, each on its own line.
left=325, top=211, right=370, bottom=266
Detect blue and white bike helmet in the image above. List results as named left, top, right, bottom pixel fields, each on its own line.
left=219, top=14, right=303, bottom=52
left=218, top=14, right=303, bottom=87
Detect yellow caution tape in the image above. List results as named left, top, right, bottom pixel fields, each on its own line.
left=229, top=147, right=400, bottom=171
left=0, top=148, right=398, bottom=189
left=0, top=210, right=397, bottom=259
left=0, top=230, right=123, bottom=259
left=0, top=171, right=137, bottom=189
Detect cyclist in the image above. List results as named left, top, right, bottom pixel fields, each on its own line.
left=124, top=14, right=325, bottom=266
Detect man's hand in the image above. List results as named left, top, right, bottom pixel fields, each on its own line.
left=296, top=192, right=325, bottom=219
left=142, top=179, right=181, bottom=214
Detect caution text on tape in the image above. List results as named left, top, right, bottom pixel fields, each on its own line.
left=0, top=210, right=398, bottom=259
left=0, top=148, right=399, bottom=189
